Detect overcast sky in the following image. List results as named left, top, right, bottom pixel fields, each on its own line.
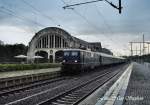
left=0, top=0, right=150, bottom=56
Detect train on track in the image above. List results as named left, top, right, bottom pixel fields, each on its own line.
left=61, top=49, right=126, bottom=73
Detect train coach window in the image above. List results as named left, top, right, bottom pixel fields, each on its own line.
left=71, top=51, right=78, bottom=56
left=64, top=52, right=70, bottom=56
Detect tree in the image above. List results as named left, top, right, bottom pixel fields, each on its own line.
left=0, top=43, right=28, bottom=63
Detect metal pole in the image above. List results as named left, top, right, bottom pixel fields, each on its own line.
left=136, top=46, right=137, bottom=55
left=140, top=42, right=141, bottom=56
left=143, top=34, right=145, bottom=55
left=130, top=42, right=133, bottom=56
left=148, top=43, right=150, bottom=54
left=119, top=0, right=121, bottom=14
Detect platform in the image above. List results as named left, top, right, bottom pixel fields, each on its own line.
left=0, top=67, right=61, bottom=79
left=0, top=67, right=61, bottom=89
left=95, top=63, right=133, bottom=105
left=85, top=62, right=150, bottom=105
left=123, top=62, right=150, bottom=105
left=78, top=63, right=131, bottom=105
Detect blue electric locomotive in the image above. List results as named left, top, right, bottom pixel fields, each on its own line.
left=61, top=49, right=125, bottom=73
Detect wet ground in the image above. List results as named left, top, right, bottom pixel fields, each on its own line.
left=123, top=62, right=150, bottom=105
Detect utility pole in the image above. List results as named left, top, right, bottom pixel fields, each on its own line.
left=129, top=34, right=150, bottom=56
left=148, top=44, right=149, bottom=54
left=130, top=42, right=133, bottom=56
left=140, top=43, right=141, bottom=56
left=129, top=35, right=150, bottom=63
left=143, top=34, right=145, bottom=55
left=119, top=0, right=122, bottom=14
left=148, top=43, right=150, bottom=54
left=136, top=46, right=137, bottom=55
left=147, top=42, right=150, bottom=54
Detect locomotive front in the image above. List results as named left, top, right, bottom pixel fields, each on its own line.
left=61, top=50, right=82, bottom=73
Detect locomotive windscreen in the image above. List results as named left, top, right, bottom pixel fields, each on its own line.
left=64, top=51, right=79, bottom=57
left=63, top=50, right=80, bottom=63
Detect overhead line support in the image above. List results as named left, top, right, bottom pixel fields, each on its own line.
left=63, top=0, right=122, bottom=14
left=63, top=0, right=103, bottom=9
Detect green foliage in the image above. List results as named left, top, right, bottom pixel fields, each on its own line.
left=0, top=63, right=61, bottom=72
left=127, top=54, right=150, bottom=63
left=142, top=54, right=150, bottom=62
left=0, top=44, right=28, bottom=63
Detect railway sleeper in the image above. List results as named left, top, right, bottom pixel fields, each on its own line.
left=64, top=96, right=80, bottom=101
left=56, top=99, right=74, bottom=104
left=74, top=90, right=88, bottom=94
left=70, top=92, right=82, bottom=95
left=65, top=96, right=81, bottom=100
left=1, top=95, right=7, bottom=99
left=65, top=95, right=79, bottom=99
left=67, top=93, right=81, bottom=97
left=52, top=102, right=69, bottom=105
left=0, top=90, right=7, bottom=93
left=61, top=97, right=77, bottom=101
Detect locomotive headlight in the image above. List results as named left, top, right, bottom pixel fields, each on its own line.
left=74, top=60, right=78, bottom=63
left=62, top=60, right=66, bottom=63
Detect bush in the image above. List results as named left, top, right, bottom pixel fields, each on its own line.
left=0, top=63, right=61, bottom=72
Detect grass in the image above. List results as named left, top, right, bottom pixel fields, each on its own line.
left=0, top=63, right=61, bottom=72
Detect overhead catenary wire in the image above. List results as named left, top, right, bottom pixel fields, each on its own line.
left=73, top=9, right=105, bottom=34
left=61, top=0, right=106, bottom=34
left=21, top=0, right=60, bottom=26
left=61, top=1, right=114, bottom=47
left=0, top=6, right=45, bottom=28
left=63, top=0, right=103, bottom=9
left=94, top=5, right=130, bottom=51
left=0, top=10, right=36, bottom=33
left=0, top=0, right=45, bottom=32
left=61, top=0, right=108, bottom=39
left=61, top=0, right=128, bottom=56
left=0, top=7, right=45, bottom=28
left=62, top=0, right=122, bottom=14
left=94, top=7, right=130, bottom=55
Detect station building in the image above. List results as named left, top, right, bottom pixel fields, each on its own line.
left=27, top=27, right=102, bottom=63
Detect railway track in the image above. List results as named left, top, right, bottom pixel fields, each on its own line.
left=1, top=64, right=127, bottom=105
left=0, top=76, right=71, bottom=105
left=0, top=70, right=61, bottom=91
left=0, top=77, right=66, bottom=97
left=0, top=69, right=107, bottom=98
left=37, top=69, right=122, bottom=105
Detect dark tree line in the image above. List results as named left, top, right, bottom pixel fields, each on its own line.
left=0, top=44, right=28, bottom=63
left=123, top=54, right=150, bottom=63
